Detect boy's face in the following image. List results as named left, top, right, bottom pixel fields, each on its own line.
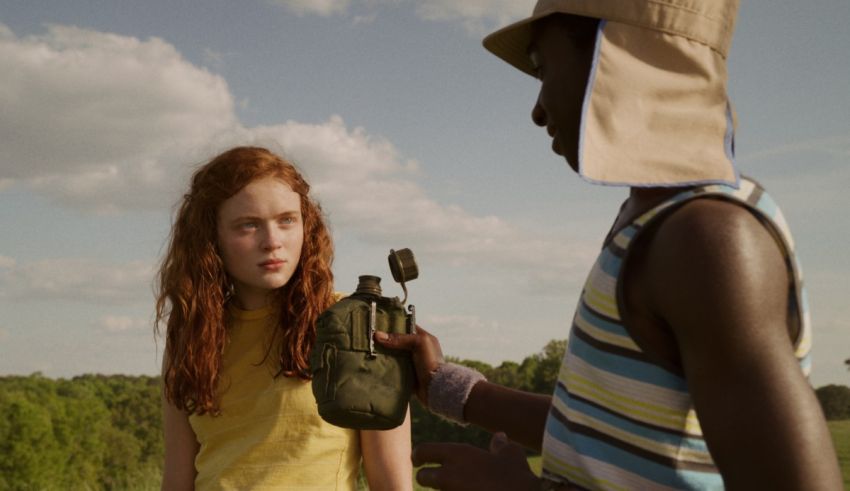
left=529, top=14, right=599, bottom=171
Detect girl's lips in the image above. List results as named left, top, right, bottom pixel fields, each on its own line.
left=259, top=259, right=285, bottom=270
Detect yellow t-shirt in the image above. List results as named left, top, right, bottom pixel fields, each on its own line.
left=189, top=304, right=360, bottom=490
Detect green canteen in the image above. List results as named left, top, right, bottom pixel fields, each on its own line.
left=310, top=250, right=418, bottom=430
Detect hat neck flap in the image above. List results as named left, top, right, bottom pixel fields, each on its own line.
left=575, top=16, right=740, bottom=188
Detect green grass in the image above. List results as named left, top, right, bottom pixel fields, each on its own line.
left=828, top=420, right=850, bottom=489
left=406, top=456, right=542, bottom=490
left=141, top=421, right=850, bottom=491
left=403, top=422, right=850, bottom=490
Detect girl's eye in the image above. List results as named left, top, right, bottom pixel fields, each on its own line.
left=279, top=216, right=296, bottom=225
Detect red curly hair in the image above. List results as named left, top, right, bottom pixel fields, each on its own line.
left=155, top=146, right=335, bottom=415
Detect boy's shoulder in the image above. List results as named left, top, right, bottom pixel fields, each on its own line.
left=654, top=196, right=758, bottom=247
left=646, top=196, right=780, bottom=280
left=640, top=195, right=789, bottom=333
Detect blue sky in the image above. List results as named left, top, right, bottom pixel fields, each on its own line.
left=0, top=0, right=848, bottom=387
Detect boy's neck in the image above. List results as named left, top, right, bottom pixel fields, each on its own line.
left=613, top=186, right=692, bottom=232
left=628, top=185, right=687, bottom=205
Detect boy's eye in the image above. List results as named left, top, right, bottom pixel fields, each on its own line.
left=238, top=222, right=258, bottom=230
left=279, top=216, right=297, bottom=225
left=529, top=52, right=543, bottom=79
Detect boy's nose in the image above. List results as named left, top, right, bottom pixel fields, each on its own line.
left=531, top=98, right=546, bottom=127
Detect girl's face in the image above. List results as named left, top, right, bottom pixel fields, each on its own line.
left=217, top=176, right=304, bottom=310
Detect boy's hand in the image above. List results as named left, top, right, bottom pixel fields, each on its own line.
left=413, top=433, right=539, bottom=491
left=374, top=326, right=444, bottom=405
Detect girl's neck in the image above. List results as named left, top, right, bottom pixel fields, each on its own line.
left=233, top=289, right=273, bottom=311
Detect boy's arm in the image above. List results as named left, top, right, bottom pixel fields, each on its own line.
left=645, top=199, right=842, bottom=490
left=374, top=328, right=552, bottom=451
left=464, top=381, right=552, bottom=451
left=374, top=329, right=555, bottom=490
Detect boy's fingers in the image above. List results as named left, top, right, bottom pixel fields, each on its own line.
left=412, top=442, right=469, bottom=466
left=374, top=326, right=443, bottom=360
left=375, top=326, right=445, bottom=405
left=489, top=432, right=509, bottom=453
left=374, top=331, right=418, bottom=350
left=415, top=466, right=442, bottom=489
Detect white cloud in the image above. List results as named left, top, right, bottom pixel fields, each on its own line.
left=0, top=326, right=7, bottom=340
left=352, top=14, right=378, bottom=26
left=243, top=116, right=596, bottom=275
left=0, top=255, right=16, bottom=269
left=0, top=21, right=592, bottom=286
left=267, top=0, right=352, bottom=16
left=99, top=315, right=148, bottom=332
left=0, top=24, right=238, bottom=211
left=415, top=0, right=534, bottom=34
left=263, top=0, right=533, bottom=32
left=0, top=257, right=154, bottom=303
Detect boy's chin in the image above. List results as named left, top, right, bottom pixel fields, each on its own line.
left=562, top=148, right=580, bottom=172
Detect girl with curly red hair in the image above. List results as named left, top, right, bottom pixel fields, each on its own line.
left=156, top=146, right=412, bottom=490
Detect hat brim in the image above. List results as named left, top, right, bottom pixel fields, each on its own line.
left=483, top=10, right=560, bottom=77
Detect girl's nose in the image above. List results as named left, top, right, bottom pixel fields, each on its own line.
left=262, top=226, right=283, bottom=250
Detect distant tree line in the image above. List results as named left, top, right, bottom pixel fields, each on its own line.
left=1, top=339, right=847, bottom=490
left=816, top=384, right=850, bottom=421
left=0, top=374, right=162, bottom=490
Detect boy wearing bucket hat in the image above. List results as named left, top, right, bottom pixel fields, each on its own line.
left=376, top=0, right=843, bottom=490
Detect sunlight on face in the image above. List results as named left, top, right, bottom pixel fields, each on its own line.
left=529, top=14, right=599, bottom=170
left=217, top=177, right=304, bottom=310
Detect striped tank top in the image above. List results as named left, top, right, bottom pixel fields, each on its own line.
left=540, top=177, right=811, bottom=490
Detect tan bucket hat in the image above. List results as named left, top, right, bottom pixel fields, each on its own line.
left=483, top=0, right=741, bottom=188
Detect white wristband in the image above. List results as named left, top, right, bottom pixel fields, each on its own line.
left=427, top=363, right=486, bottom=424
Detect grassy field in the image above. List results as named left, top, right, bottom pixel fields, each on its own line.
left=829, top=420, right=850, bottom=489
left=407, top=423, right=850, bottom=490
left=409, top=457, right=542, bottom=491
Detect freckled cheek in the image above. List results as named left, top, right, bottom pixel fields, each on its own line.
left=220, top=237, right=258, bottom=265
left=287, top=235, right=304, bottom=250
left=286, top=228, right=305, bottom=251
left=218, top=244, right=239, bottom=277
